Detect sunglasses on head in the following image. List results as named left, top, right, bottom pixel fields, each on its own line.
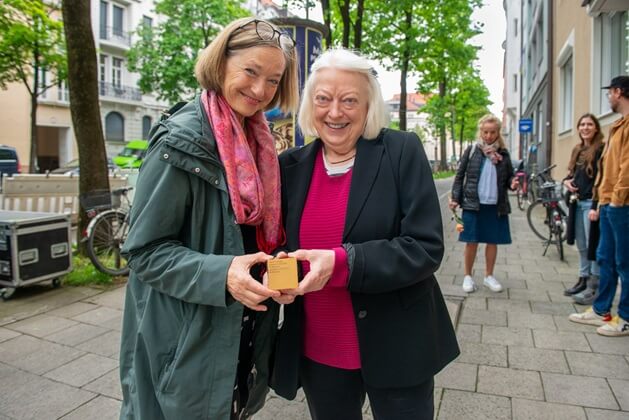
left=232, top=19, right=296, bottom=51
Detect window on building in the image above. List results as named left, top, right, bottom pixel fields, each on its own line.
left=142, top=116, right=152, bottom=140
left=514, top=19, right=518, bottom=37
left=113, top=5, right=124, bottom=37
left=593, top=11, right=628, bottom=115
left=105, top=112, right=124, bottom=142
left=559, top=54, right=574, bottom=132
left=112, top=57, right=122, bottom=88
left=535, top=19, right=543, bottom=66
left=37, top=66, right=47, bottom=98
left=57, top=80, right=69, bottom=102
left=99, top=54, right=107, bottom=95
left=99, top=1, right=107, bottom=39
left=513, top=74, right=518, bottom=92
left=536, top=102, right=544, bottom=145
left=142, top=15, right=153, bottom=28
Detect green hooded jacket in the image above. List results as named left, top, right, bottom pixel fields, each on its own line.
left=119, top=97, right=278, bottom=420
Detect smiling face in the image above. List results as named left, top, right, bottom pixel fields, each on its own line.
left=312, top=68, right=369, bottom=154
left=480, top=121, right=500, bottom=145
left=222, top=46, right=286, bottom=119
left=577, top=116, right=597, bottom=143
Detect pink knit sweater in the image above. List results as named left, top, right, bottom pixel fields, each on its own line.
left=299, top=150, right=360, bottom=369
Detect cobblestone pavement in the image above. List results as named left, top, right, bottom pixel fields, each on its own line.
left=0, top=183, right=627, bottom=419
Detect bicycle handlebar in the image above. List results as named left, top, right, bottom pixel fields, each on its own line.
left=532, top=164, right=557, bottom=181
left=112, top=186, right=134, bottom=196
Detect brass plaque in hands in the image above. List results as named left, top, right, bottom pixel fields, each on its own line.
left=267, top=257, right=298, bottom=290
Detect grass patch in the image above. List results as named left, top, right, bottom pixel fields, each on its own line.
left=433, top=170, right=455, bottom=179
left=62, top=253, right=116, bottom=287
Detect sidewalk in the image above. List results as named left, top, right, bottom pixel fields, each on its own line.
left=0, top=198, right=627, bottom=419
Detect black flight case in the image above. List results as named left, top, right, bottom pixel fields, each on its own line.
left=0, top=211, right=72, bottom=299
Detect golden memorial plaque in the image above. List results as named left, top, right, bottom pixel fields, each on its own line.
left=267, top=257, right=298, bottom=290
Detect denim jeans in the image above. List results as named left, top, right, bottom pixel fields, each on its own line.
left=594, top=205, right=629, bottom=320
left=574, top=200, right=600, bottom=277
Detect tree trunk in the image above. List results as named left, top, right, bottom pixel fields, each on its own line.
left=29, top=50, right=39, bottom=173
left=62, top=0, right=110, bottom=251
left=450, top=112, right=456, bottom=162
left=399, top=64, right=408, bottom=132
left=339, top=0, right=351, bottom=48
left=398, top=7, right=413, bottom=132
left=29, top=81, right=38, bottom=173
left=321, top=0, right=332, bottom=47
left=459, top=118, right=465, bottom=157
left=353, top=0, right=365, bottom=50
left=439, top=80, right=447, bottom=169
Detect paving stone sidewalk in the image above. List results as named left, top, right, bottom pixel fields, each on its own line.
left=0, top=191, right=626, bottom=419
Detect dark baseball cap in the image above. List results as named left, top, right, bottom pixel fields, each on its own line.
left=602, top=75, right=629, bottom=90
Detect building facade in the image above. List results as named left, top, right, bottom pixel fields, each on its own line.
left=502, top=0, right=522, bottom=159
left=551, top=1, right=628, bottom=175
left=520, top=0, right=552, bottom=171
left=385, top=93, right=451, bottom=165
left=0, top=0, right=167, bottom=173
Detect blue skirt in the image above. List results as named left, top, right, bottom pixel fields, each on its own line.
left=459, top=204, right=512, bottom=244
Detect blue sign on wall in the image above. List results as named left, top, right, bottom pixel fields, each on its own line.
left=519, top=118, right=533, bottom=133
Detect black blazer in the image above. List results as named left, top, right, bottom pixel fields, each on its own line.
left=271, top=129, right=460, bottom=399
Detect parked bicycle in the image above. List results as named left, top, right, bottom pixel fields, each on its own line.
left=80, top=187, right=133, bottom=276
left=526, top=164, right=567, bottom=260
left=514, top=160, right=534, bottom=210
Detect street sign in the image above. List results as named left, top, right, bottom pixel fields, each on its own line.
left=519, top=118, right=533, bottom=133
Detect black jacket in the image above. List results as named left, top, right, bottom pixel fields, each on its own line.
left=451, top=144, right=515, bottom=216
left=271, top=129, right=460, bottom=399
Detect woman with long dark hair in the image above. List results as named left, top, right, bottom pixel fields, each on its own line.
left=563, top=113, right=604, bottom=304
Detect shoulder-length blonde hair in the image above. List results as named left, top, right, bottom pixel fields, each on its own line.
left=476, top=113, right=506, bottom=149
left=298, top=48, right=389, bottom=140
left=194, top=17, right=299, bottom=113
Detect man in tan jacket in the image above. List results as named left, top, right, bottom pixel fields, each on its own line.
left=570, top=75, right=629, bottom=337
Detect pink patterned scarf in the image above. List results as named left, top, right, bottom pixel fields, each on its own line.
left=201, top=90, right=284, bottom=254
left=476, top=140, right=503, bottom=165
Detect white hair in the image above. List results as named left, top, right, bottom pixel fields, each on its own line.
left=298, top=48, right=389, bottom=140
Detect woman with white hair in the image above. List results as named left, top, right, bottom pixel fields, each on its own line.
left=269, top=48, right=459, bottom=420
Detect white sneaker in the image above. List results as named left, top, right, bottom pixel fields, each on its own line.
left=483, top=275, right=503, bottom=292
left=596, top=316, right=629, bottom=336
left=462, top=275, right=476, bottom=293
left=568, top=307, right=612, bottom=326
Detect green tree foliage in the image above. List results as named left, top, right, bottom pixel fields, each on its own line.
left=448, top=68, right=491, bottom=159
left=127, top=0, right=249, bottom=103
left=362, top=0, right=422, bottom=131
left=0, top=0, right=67, bottom=172
left=414, top=0, right=483, bottom=169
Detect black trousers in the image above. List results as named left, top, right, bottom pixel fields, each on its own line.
left=300, top=357, right=434, bottom=420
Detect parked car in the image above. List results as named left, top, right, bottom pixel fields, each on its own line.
left=112, top=140, right=148, bottom=168
left=50, top=158, right=115, bottom=175
left=0, top=145, right=20, bottom=177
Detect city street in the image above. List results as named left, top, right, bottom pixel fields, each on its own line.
left=0, top=178, right=627, bottom=419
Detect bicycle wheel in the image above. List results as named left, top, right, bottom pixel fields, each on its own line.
left=516, top=186, right=525, bottom=211
left=555, top=226, right=564, bottom=260
left=527, top=201, right=552, bottom=241
left=87, top=210, right=130, bottom=276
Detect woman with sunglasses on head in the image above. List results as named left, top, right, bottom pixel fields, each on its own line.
left=118, top=18, right=298, bottom=420
left=270, top=49, right=459, bottom=420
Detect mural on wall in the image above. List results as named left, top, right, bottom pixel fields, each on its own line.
left=265, top=18, right=326, bottom=152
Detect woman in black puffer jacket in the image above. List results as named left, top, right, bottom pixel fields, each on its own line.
left=450, top=114, right=518, bottom=294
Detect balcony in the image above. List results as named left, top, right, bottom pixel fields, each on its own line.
left=99, top=82, right=142, bottom=102
left=99, top=26, right=131, bottom=47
